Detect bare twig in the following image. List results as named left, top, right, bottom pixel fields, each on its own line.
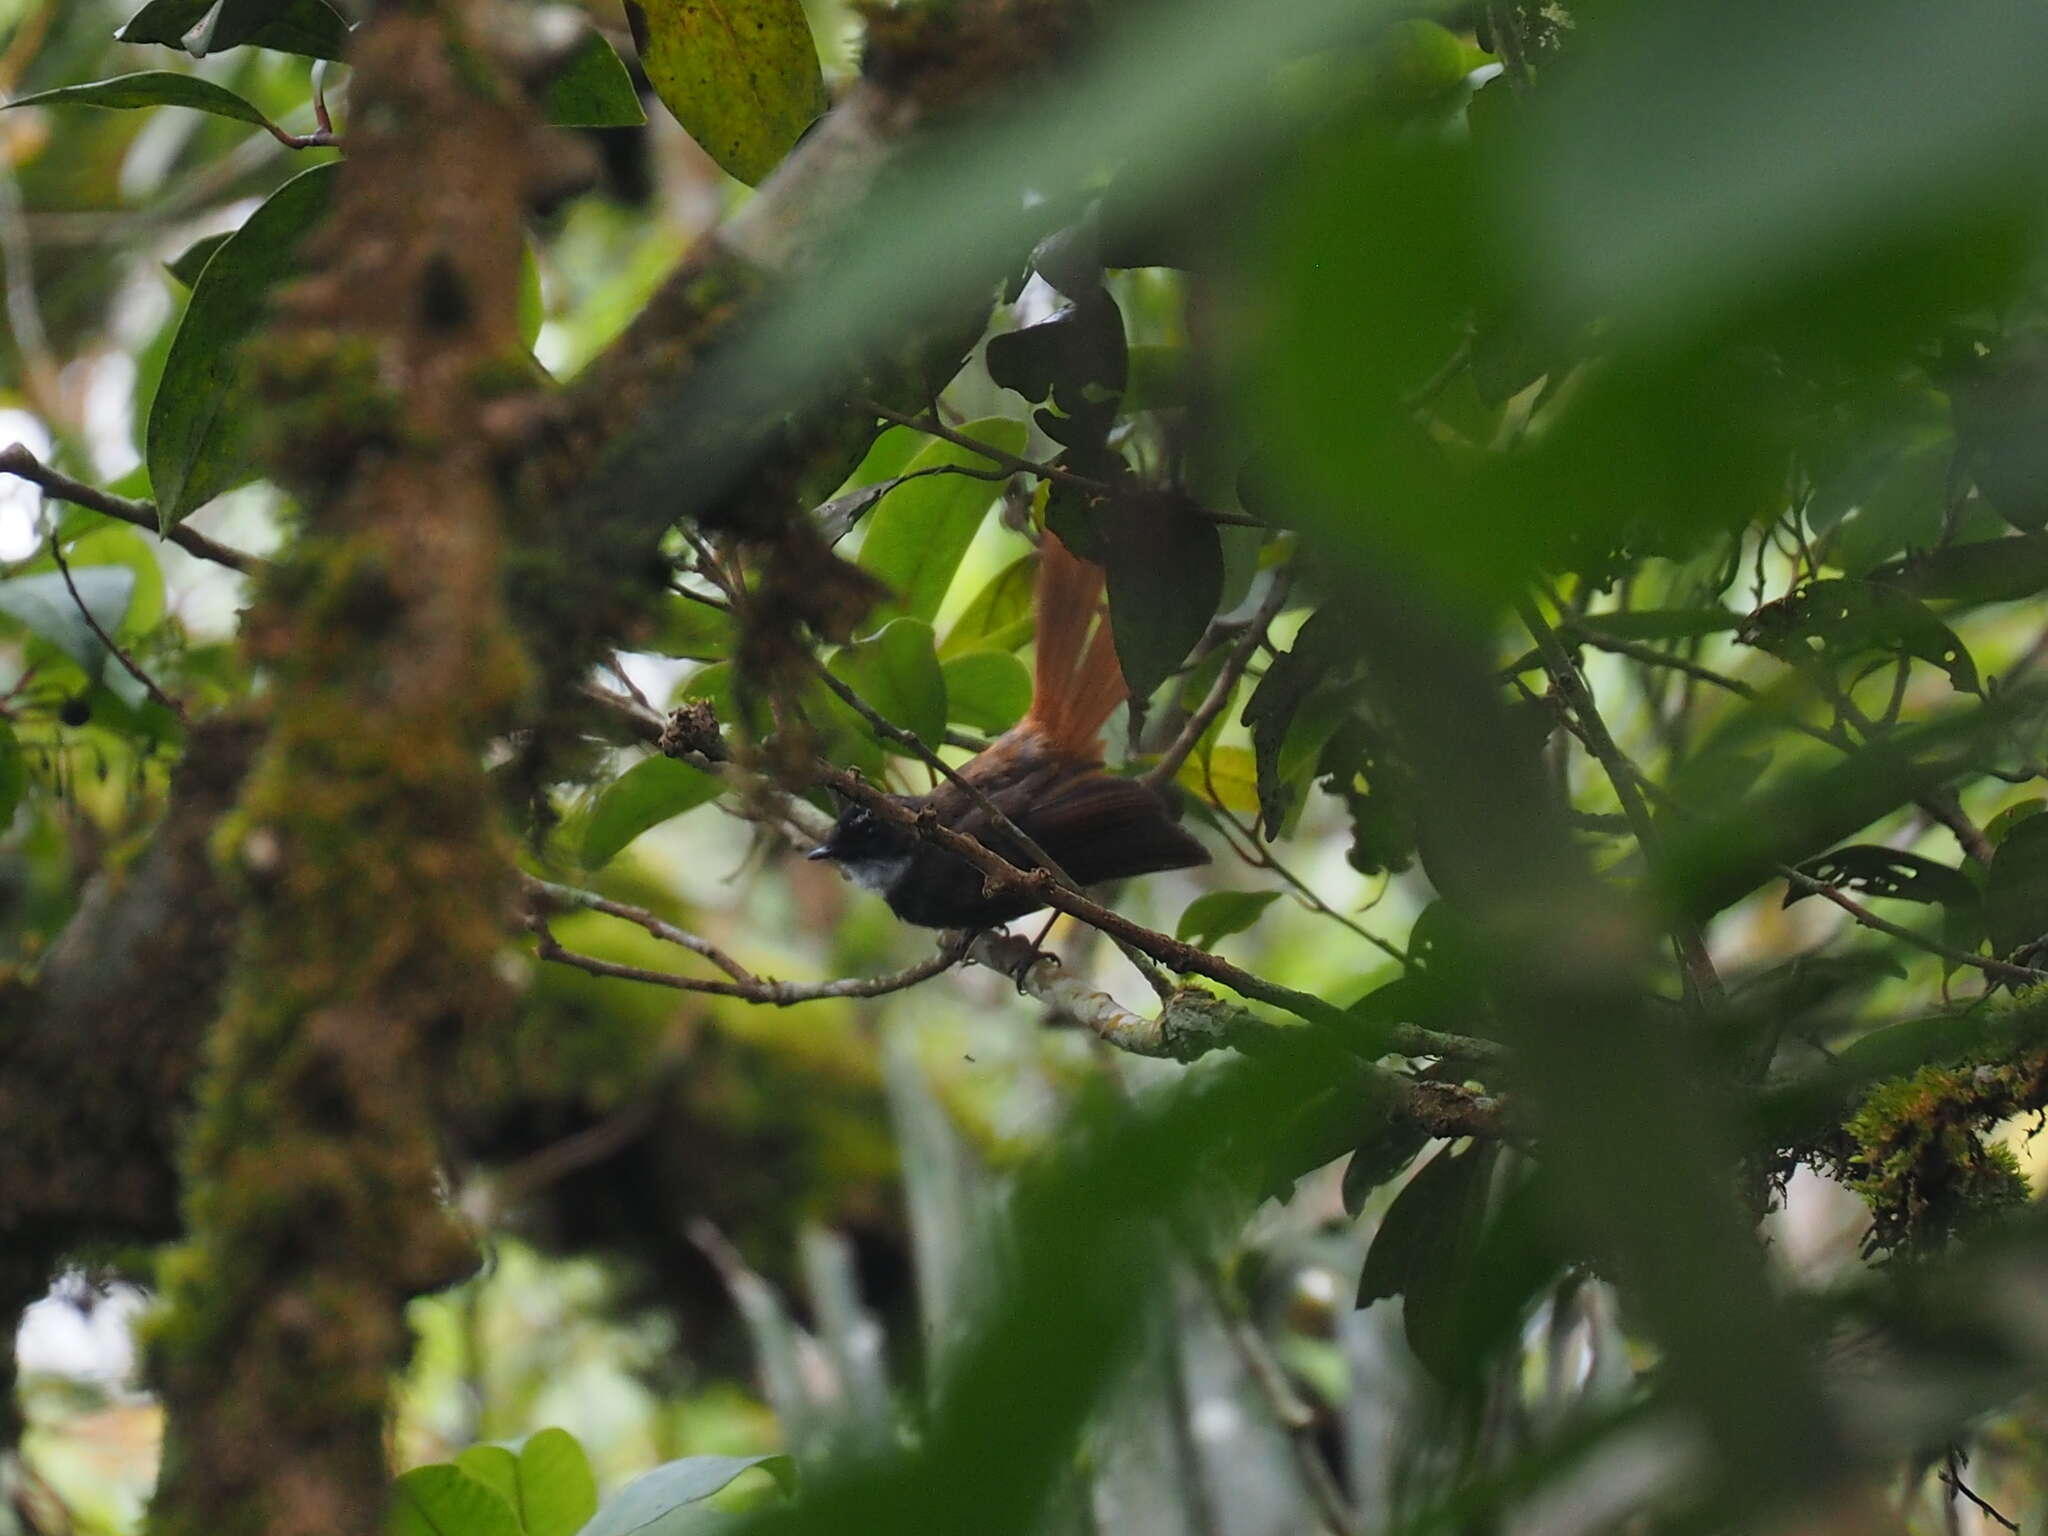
left=48, top=533, right=186, bottom=722
left=1, top=443, right=261, bottom=575
left=1518, top=596, right=1724, bottom=1011
left=1142, top=567, right=1291, bottom=793
left=525, top=905, right=970, bottom=1004
left=1775, top=861, right=2046, bottom=986
left=521, top=874, right=755, bottom=983
left=1939, top=1447, right=2018, bottom=1533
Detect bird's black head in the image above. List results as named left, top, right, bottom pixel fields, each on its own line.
left=807, top=800, right=916, bottom=894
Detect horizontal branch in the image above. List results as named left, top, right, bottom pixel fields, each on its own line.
left=0, top=442, right=261, bottom=575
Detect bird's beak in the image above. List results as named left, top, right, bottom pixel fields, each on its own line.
left=805, top=845, right=833, bottom=862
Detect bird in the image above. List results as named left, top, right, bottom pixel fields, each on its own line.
left=807, top=531, right=1209, bottom=928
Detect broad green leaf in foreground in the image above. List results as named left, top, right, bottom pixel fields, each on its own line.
left=627, top=0, right=827, bottom=185
left=389, top=1465, right=523, bottom=1536
left=857, top=418, right=1027, bottom=625
left=146, top=161, right=339, bottom=525
left=581, top=755, right=722, bottom=869
left=116, top=0, right=351, bottom=60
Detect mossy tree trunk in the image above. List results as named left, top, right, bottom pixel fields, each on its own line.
left=145, top=5, right=534, bottom=1533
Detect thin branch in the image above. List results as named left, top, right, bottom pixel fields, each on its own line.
left=1774, top=861, right=2047, bottom=986
left=49, top=533, right=186, bottom=723
left=525, top=908, right=970, bottom=1004
left=0, top=443, right=261, bottom=575
left=522, top=874, right=755, bottom=983
left=1518, top=596, right=1724, bottom=1011
left=1142, top=567, right=1291, bottom=793
left=1939, top=1447, right=2018, bottom=1533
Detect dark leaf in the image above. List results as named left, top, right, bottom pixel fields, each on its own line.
left=544, top=30, right=647, bottom=128
left=1, top=71, right=273, bottom=129
left=1357, top=1141, right=1499, bottom=1382
left=1340, top=1122, right=1430, bottom=1216
left=1985, top=816, right=2048, bottom=961
left=117, top=0, right=350, bottom=59
left=1784, top=846, right=1977, bottom=910
left=1174, top=889, right=1281, bottom=949
left=1100, top=494, right=1223, bottom=708
left=628, top=0, right=826, bottom=185
left=1985, top=799, right=2048, bottom=847
left=164, top=231, right=230, bottom=289
left=1739, top=578, right=1980, bottom=695
left=986, top=290, right=1126, bottom=451
left=146, top=162, right=339, bottom=525
left=0, top=724, right=23, bottom=829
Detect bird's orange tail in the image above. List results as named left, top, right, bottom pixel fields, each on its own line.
left=1026, top=532, right=1127, bottom=760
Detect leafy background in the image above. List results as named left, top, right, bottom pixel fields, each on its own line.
left=9, top=0, right=2048, bottom=1534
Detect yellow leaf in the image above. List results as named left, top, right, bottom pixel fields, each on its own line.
left=629, top=0, right=827, bottom=186
left=1179, top=745, right=1260, bottom=816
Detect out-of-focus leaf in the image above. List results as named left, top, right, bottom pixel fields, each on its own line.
left=1102, top=494, right=1222, bottom=706
left=649, top=598, right=732, bottom=660
left=1514, top=0, right=2048, bottom=337
left=578, top=1455, right=794, bottom=1536
left=390, top=1465, right=522, bottom=1536
left=581, top=755, right=721, bottom=869
left=941, top=553, right=1036, bottom=658
left=858, top=420, right=1025, bottom=623
left=940, top=649, right=1029, bottom=734
left=987, top=291, right=1125, bottom=450
left=1244, top=608, right=1364, bottom=837
left=519, top=1428, right=601, bottom=1536
left=544, top=30, right=647, bottom=128
left=1, top=71, right=274, bottom=130
left=0, top=568, right=137, bottom=685
left=627, top=0, right=826, bottom=185
left=1122, top=344, right=1190, bottom=413
left=1569, top=609, right=1740, bottom=641
left=117, top=0, right=351, bottom=59
left=1986, top=816, right=2048, bottom=961
left=0, top=724, right=23, bottom=828
left=1872, top=532, right=2048, bottom=606
left=1175, top=889, right=1280, bottom=948
left=1340, top=1122, right=1429, bottom=1216
left=831, top=618, right=946, bottom=752
left=1739, top=579, right=1980, bottom=695
left=164, top=231, right=230, bottom=288
left=1949, top=335, right=2048, bottom=532
left=146, top=161, right=339, bottom=525
left=1358, top=1141, right=1498, bottom=1382
left=1985, top=799, right=2048, bottom=847
left=1784, top=846, right=1976, bottom=910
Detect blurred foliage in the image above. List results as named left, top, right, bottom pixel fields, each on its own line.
left=14, top=0, right=2048, bottom=1533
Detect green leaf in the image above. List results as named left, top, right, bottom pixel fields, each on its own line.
left=1985, top=799, right=2048, bottom=847
left=581, top=755, right=721, bottom=869
left=858, top=419, right=1026, bottom=625
left=1739, top=578, right=1980, bottom=695
left=1783, top=846, right=1976, bottom=910
left=390, top=1465, right=523, bottom=1536
left=1356, top=1139, right=1501, bottom=1383
left=627, top=0, right=827, bottom=186
left=649, top=598, right=732, bottom=660
left=517, top=1429, right=600, bottom=1536
left=0, top=568, right=137, bottom=685
left=545, top=30, right=647, bottom=128
left=164, top=231, right=231, bottom=289
left=117, top=0, right=351, bottom=60
left=1986, top=816, right=2048, bottom=961
left=940, top=552, right=1036, bottom=658
left=1102, top=495, right=1223, bottom=707
left=1175, top=889, right=1281, bottom=948
left=940, top=649, right=1029, bottom=734
left=0, top=71, right=275, bottom=131
left=830, top=617, right=946, bottom=753
left=452, top=1447, right=520, bottom=1514
left=0, top=723, right=23, bottom=829
left=146, top=161, right=339, bottom=525
left=576, top=1455, right=793, bottom=1536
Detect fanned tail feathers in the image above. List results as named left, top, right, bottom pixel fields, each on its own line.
left=1027, top=533, right=1126, bottom=758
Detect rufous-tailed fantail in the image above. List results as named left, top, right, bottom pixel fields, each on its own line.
left=807, top=532, right=1209, bottom=927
